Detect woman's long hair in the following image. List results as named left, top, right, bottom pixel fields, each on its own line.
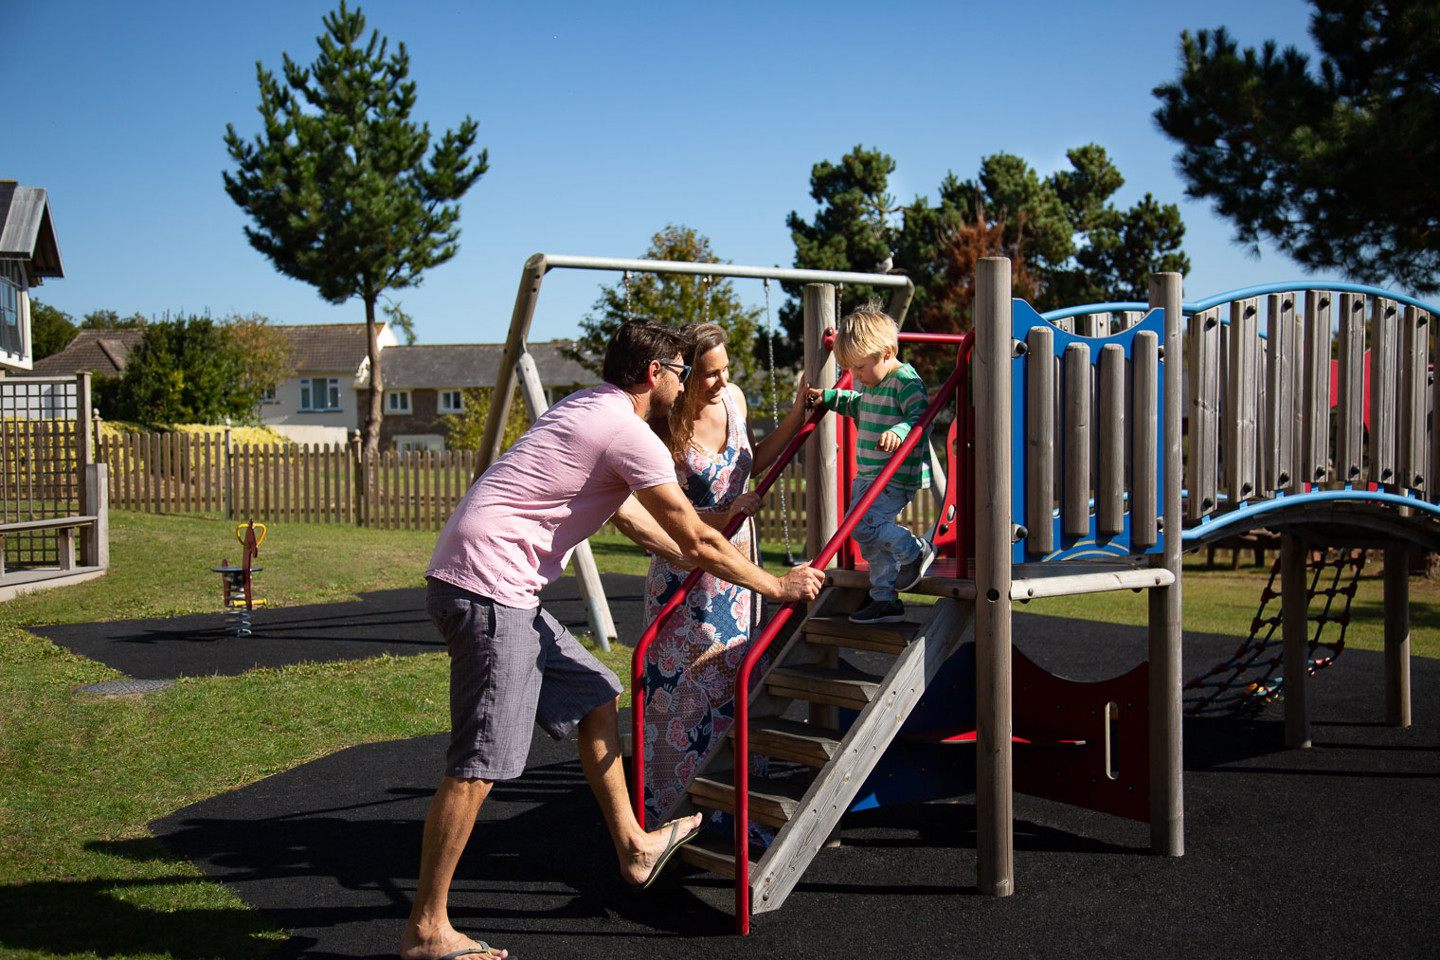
left=662, top=321, right=728, bottom=463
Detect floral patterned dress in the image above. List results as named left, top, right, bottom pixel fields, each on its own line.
left=642, top=387, right=762, bottom=824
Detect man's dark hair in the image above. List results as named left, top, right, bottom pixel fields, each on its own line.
left=603, top=320, right=684, bottom=388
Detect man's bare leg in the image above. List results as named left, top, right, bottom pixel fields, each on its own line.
left=576, top=697, right=704, bottom=886
left=400, top=776, right=508, bottom=960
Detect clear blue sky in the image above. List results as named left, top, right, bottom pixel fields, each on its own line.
left=9, top=0, right=1346, bottom=346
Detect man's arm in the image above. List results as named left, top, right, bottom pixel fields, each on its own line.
left=611, top=494, right=691, bottom=569
left=630, top=482, right=824, bottom=603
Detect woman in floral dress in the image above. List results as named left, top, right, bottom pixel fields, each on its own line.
left=641, top=322, right=810, bottom=826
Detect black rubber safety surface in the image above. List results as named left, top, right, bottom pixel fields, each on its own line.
left=152, top=604, right=1440, bottom=958
left=31, top=577, right=1440, bottom=958
left=34, top=575, right=651, bottom=680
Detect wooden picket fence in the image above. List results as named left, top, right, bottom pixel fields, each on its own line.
left=97, top=432, right=481, bottom=530
left=95, top=431, right=936, bottom=538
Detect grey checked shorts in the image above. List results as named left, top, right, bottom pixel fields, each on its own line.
left=426, top=576, right=623, bottom=781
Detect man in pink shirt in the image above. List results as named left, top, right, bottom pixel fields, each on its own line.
left=402, top=321, right=825, bottom=960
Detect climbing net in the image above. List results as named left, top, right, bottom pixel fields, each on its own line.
left=1184, top=548, right=1366, bottom=716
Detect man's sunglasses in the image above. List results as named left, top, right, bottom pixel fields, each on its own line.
left=658, top=360, right=691, bottom=383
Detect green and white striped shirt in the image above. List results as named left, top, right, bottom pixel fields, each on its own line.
left=820, top=362, right=931, bottom=490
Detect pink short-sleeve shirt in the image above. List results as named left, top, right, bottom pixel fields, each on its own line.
left=426, top=383, right=676, bottom=608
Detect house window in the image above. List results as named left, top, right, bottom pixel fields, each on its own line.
left=259, top=385, right=278, bottom=405
left=439, top=389, right=465, bottom=413
left=387, top=390, right=412, bottom=414
left=0, top=261, right=23, bottom=358
left=396, top=434, right=445, bottom=453
left=299, top=377, right=342, bottom=412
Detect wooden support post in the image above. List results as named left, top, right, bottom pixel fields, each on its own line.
left=1061, top=343, right=1092, bottom=540
left=804, top=284, right=839, bottom=731
left=478, top=254, right=548, bottom=479
left=1096, top=343, right=1125, bottom=537
left=1024, top=326, right=1055, bottom=558
left=85, top=463, right=109, bottom=572
left=1148, top=272, right=1184, bottom=857
left=803, top=284, right=839, bottom=564
left=1384, top=548, right=1412, bottom=728
left=1301, top=291, right=1333, bottom=486
left=975, top=257, right=1014, bottom=895
left=1281, top=534, right=1312, bottom=749
left=1187, top=309, right=1221, bottom=521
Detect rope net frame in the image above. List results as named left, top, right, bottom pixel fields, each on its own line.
left=1184, top=548, right=1365, bottom=716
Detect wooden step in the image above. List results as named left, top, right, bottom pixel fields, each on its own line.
left=689, top=770, right=810, bottom=828
left=739, top=717, right=843, bottom=768
left=677, top=830, right=756, bottom=878
left=804, top=614, right=916, bottom=655
left=765, top=664, right=883, bottom=711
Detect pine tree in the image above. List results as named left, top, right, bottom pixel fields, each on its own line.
left=784, top=144, right=1189, bottom=370
left=222, top=1, right=487, bottom=461
left=1153, top=0, right=1439, bottom=293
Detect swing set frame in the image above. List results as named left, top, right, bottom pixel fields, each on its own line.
left=476, top=252, right=916, bottom=649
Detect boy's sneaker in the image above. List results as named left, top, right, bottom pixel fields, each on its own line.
left=849, top=599, right=906, bottom=624
left=895, top=539, right=936, bottom=592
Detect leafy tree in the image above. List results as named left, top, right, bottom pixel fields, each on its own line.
left=81, top=308, right=147, bottom=329
left=566, top=225, right=768, bottom=395
left=222, top=313, right=296, bottom=413
left=439, top=387, right=531, bottom=452
left=1153, top=0, right=1440, bottom=293
left=28, top=301, right=77, bottom=359
left=115, top=316, right=253, bottom=425
left=783, top=144, right=1189, bottom=372
left=222, top=1, right=488, bottom=464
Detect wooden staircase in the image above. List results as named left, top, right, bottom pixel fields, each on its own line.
left=670, top=582, right=975, bottom=915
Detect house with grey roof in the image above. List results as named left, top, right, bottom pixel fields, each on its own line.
left=371, top=340, right=597, bottom=451
left=261, top=322, right=399, bottom=445
left=28, top=328, right=143, bottom=377
left=0, top=182, right=64, bottom=372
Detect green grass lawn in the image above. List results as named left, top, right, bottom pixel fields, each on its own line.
left=1, top=509, right=1435, bottom=960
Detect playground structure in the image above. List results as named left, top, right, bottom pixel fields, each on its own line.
left=1185, top=548, right=1365, bottom=715
left=213, top=521, right=266, bottom=636
left=481, top=255, right=1439, bottom=933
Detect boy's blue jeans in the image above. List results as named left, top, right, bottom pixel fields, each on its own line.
left=849, top=475, right=923, bottom=602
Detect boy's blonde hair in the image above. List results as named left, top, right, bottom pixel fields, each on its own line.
left=833, top=302, right=899, bottom=370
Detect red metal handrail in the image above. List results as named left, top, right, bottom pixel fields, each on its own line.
left=629, top=368, right=854, bottom=829
left=731, top=338, right=970, bottom=933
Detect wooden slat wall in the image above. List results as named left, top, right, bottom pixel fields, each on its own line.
left=1096, top=344, right=1125, bottom=537
left=1264, top=292, right=1299, bottom=492
left=1226, top=297, right=1261, bottom=503
left=1399, top=306, right=1430, bottom=495
left=1187, top=308, right=1222, bottom=520
left=1062, top=343, right=1092, bottom=539
left=1301, top=291, right=1333, bottom=486
left=1131, top=332, right=1160, bottom=549
left=1025, top=326, right=1056, bottom=557
left=1369, top=297, right=1399, bottom=488
left=1336, top=292, right=1367, bottom=485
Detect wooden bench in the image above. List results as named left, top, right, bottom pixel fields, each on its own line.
left=0, top=515, right=100, bottom=576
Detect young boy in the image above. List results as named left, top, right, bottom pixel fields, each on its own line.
left=807, top=304, right=934, bottom=624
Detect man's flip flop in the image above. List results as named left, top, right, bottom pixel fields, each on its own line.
left=637, top=818, right=699, bottom=891
left=436, top=943, right=509, bottom=960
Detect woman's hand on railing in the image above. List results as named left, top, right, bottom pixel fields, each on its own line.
left=729, top=491, right=763, bottom=517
